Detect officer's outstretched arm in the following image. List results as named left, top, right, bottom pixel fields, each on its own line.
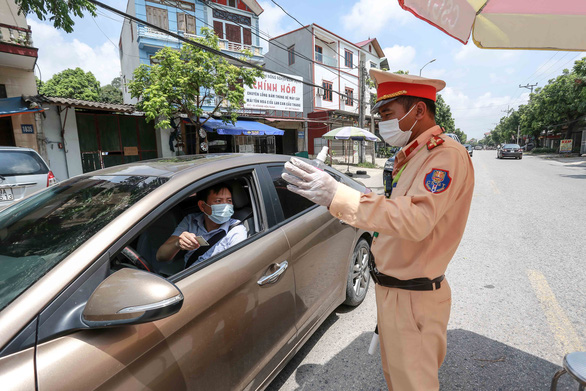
left=330, top=147, right=473, bottom=241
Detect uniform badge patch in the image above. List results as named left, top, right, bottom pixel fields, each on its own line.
left=424, top=169, right=451, bottom=194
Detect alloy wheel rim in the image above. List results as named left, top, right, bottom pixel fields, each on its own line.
left=352, top=246, right=370, bottom=296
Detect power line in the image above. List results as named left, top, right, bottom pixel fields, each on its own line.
left=88, top=0, right=349, bottom=99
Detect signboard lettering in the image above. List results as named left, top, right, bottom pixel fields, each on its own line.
left=124, top=146, right=139, bottom=156
left=560, top=139, right=572, bottom=153
left=21, top=124, right=34, bottom=134
left=244, top=73, right=304, bottom=112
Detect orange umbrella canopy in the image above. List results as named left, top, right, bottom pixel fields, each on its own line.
left=399, top=0, right=586, bottom=51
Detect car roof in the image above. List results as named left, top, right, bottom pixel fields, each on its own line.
left=0, top=146, right=37, bottom=152
left=82, top=153, right=291, bottom=178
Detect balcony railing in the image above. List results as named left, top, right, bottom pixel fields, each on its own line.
left=137, top=25, right=180, bottom=44
left=0, top=23, right=33, bottom=47
left=315, top=51, right=337, bottom=67
left=184, top=32, right=262, bottom=57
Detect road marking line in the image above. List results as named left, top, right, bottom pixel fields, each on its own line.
left=490, top=180, right=500, bottom=194
left=526, top=270, right=584, bottom=354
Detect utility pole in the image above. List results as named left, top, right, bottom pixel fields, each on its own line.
left=358, top=59, right=366, bottom=129
left=358, top=59, right=366, bottom=163
left=519, top=82, right=538, bottom=95
left=516, top=124, right=520, bottom=145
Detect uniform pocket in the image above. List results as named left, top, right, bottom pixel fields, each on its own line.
left=407, top=291, right=423, bottom=335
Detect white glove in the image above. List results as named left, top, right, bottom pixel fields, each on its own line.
left=281, top=158, right=339, bottom=207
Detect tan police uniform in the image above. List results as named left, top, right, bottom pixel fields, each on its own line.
left=328, top=71, right=475, bottom=390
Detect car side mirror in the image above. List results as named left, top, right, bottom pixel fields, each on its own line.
left=82, top=268, right=183, bottom=328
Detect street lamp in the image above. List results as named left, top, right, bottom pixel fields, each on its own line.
left=419, top=59, right=436, bottom=76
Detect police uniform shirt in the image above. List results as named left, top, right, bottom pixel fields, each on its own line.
left=329, top=125, right=475, bottom=280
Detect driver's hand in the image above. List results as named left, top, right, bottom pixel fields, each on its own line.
left=178, top=232, right=200, bottom=251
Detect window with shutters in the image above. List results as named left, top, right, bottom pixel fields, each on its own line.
left=213, top=21, right=223, bottom=39
left=315, top=45, right=323, bottom=63
left=225, top=23, right=241, bottom=44
left=176, top=12, right=195, bottom=34
left=288, top=45, right=295, bottom=65
left=345, top=87, right=353, bottom=106
left=146, top=6, right=169, bottom=30
left=344, top=50, right=353, bottom=68
left=243, top=28, right=251, bottom=46
left=322, top=81, right=333, bottom=102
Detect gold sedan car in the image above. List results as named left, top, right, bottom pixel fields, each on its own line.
left=0, top=154, right=372, bottom=390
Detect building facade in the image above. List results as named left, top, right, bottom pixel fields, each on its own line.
left=264, top=24, right=385, bottom=155
left=0, top=1, right=42, bottom=151
left=120, top=0, right=264, bottom=106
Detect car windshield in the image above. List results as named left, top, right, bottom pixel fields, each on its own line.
left=0, top=175, right=167, bottom=311
left=503, top=144, right=520, bottom=148
left=0, top=150, right=49, bottom=176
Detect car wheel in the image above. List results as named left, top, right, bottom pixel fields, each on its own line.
left=344, top=238, right=371, bottom=306
left=519, top=156, right=523, bottom=159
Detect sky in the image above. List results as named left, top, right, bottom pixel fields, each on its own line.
left=24, top=0, right=586, bottom=141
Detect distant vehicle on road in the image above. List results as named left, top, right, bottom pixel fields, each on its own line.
left=497, top=144, right=523, bottom=159
left=463, top=144, right=474, bottom=157
left=383, top=152, right=397, bottom=198
left=521, top=143, right=535, bottom=152
left=474, top=145, right=483, bottom=150
left=0, top=153, right=372, bottom=390
left=0, top=146, right=57, bottom=211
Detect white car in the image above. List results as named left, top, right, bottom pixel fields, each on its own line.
left=0, top=146, right=57, bottom=210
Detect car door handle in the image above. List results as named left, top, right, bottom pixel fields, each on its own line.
left=257, top=261, right=288, bottom=286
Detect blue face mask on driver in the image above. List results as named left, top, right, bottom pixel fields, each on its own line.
left=204, top=203, right=234, bottom=224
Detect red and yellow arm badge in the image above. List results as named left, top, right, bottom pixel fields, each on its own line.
left=427, top=135, right=444, bottom=150
left=424, top=169, right=452, bottom=194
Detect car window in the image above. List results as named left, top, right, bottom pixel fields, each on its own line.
left=119, top=174, right=260, bottom=278
left=267, top=165, right=316, bottom=220
left=503, top=144, right=520, bottom=148
left=0, top=150, right=49, bottom=176
left=0, top=175, right=167, bottom=311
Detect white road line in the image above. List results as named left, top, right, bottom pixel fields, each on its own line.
left=527, top=270, right=584, bottom=354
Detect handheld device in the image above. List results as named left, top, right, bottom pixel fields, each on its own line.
left=195, top=236, right=210, bottom=246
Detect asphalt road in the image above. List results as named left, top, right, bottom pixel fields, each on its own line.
left=267, top=150, right=586, bottom=391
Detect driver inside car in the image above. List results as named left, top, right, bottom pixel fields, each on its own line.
left=156, top=183, right=247, bottom=268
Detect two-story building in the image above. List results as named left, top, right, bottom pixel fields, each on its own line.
left=0, top=1, right=44, bottom=150
left=264, top=24, right=385, bottom=156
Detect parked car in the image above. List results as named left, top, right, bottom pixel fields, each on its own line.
left=521, top=143, right=535, bottom=152
left=497, top=144, right=523, bottom=159
left=0, top=146, right=57, bottom=211
left=474, top=145, right=483, bottom=150
left=463, top=144, right=474, bottom=157
left=445, top=133, right=461, bottom=143
left=0, top=153, right=372, bottom=390
left=383, top=152, right=397, bottom=197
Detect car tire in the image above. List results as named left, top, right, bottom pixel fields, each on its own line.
left=344, top=238, right=371, bottom=307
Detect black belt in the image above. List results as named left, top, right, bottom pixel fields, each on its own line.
left=368, top=256, right=444, bottom=291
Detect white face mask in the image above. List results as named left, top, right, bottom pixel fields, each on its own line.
left=378, top=105, right=418, bottom=147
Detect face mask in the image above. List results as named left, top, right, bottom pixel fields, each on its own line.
left=204, top=203, right=234, bottom=224
left=378, top=105, right=418, bottom=147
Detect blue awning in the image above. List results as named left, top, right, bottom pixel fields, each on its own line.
left=197, top=118, right=285, bottom=136
left=0, top=97, right=44, bottom=118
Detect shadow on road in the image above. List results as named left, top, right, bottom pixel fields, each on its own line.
left=267, top=327, right=580, bottom=390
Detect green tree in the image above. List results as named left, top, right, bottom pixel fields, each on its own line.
left=39, top=67, right=101, bottom=101
left=453, top=128, right=467, bottom=144
left=99, top=77, right=123, bottom=104
left=15, top=0, right=96, bottom=33
left=128, top=27, right=263, bottom=152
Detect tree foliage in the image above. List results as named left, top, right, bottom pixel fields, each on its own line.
left=15, top=0, right=96, bottom=33
left=435, top=94, right=467, bottom=142
left=128, top=27, right=263, bottom=140
left=99, top=77, right=123, bottom=104
left=39, top=67, right=101, bottom=101
left=483, top=57, right=586, bottom=148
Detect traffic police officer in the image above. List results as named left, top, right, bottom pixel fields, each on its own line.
left=282, top=69, right=474, bottom=390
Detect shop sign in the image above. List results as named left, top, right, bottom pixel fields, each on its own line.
left=21, top=125, right=34, bottom=134
left=298, top=131, right=305, bottom=139
left=244, top=73, right=303, bottom=112
left=560, top=139, right=572, bottom=153
left=244, top=130, right=262, bottom=136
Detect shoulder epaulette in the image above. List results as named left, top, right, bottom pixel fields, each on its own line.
left=427, top=135, right=444, bottom=150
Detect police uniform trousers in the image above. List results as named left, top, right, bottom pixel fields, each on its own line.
left=375, top=279, right=451, bottom=391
